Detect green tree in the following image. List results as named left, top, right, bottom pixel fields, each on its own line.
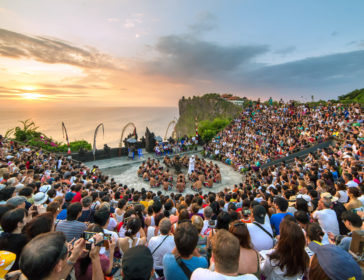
left=5, top=119, right=42, bottom=142
left=5, top=120, right=92, bottom=153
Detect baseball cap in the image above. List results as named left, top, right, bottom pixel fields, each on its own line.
left=253, top=205, right=266, bottom=224
left=122, top=245, right=153, bottom=280
left=0, top=251, right=16, bottom=278
left=65, top=192, right=75, bottom=202
left=308, top=243, right=361, bottom=280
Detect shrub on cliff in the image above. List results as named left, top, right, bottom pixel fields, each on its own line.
left=198, top=117, right=230, bottom=142
left=5, top=120, right=92, bottom=153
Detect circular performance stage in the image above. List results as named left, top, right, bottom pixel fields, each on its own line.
left=101, top=156, right=243, bottom=195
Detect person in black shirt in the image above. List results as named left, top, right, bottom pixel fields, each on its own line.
left=0, top=208, right=28, bottom=271
left=78, top=196, right=94, bottom=223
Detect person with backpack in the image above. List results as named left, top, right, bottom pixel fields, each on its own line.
left=148, top=218, right=175, bottom=277
left=248, top=205, right=274, bottom=251
left=163, top=222, right=207, bottom=280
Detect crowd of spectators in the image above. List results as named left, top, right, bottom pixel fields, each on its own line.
left=0, top=101, right=362, bottom=280
left=204, top=102, right=362, bottom=172
left=154, top=137, right=198, bottom=157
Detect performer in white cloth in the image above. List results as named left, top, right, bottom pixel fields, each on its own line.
left=188, top=155, right=195, bottom=175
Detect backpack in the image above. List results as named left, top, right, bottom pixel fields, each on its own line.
left=332, top=201, right=349, bottom=235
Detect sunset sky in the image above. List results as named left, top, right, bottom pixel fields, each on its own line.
left=0, top=0, right=363, bottom=108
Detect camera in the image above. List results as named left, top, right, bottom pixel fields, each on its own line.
left=208, top=220, right=217, bottom=228
left=31, top=205, right=39, bottom=217
left=82, top=231, right=112, bottom=250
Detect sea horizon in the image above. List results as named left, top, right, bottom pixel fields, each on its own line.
left=0, top=106, right=179, bottom=148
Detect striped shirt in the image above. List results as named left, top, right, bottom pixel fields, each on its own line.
left=56, top=220, right=86, bottom=242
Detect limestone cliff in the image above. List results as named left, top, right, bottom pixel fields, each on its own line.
left=175, top=94, right=242, bottom=137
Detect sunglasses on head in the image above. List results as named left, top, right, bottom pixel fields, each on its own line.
left=233, top=222, right=246, bottom=227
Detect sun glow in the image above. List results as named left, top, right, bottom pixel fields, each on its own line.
left=21, top=86, right=37, bottom=91
left=21, top=93, right=44, bottom=100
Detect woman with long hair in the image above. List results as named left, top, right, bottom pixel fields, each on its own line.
left=113, top=199, right=127, bottom=223
left=261, top=220, right=309, bottom=279
left=304, top=222, right=326, bottom=257
left=229, top=221, right=260, bottom=277
left=117, top=217, right=146, bottom=256
left=24, top=212, right=54, bottom=240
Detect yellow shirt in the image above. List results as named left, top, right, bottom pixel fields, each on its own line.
left=140, top=200, right=149, bottom=209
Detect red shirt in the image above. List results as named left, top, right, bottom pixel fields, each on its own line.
left=71, top=191, right=82, bottom=203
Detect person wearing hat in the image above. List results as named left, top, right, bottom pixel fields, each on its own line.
left=247, top=205, right=274, bottom=251
left=0, top=251, right=16, bottom=278
left=312, top=193, right=340, bottom=236
left=308, top=243, right=361, bottom=280
left=33, top=192, right=49, bottom=207
left=287, top=195, right=297, bottom=214
left=39, top=184, right=52, bottom=194
left=122, top=245, right=154, bottom=280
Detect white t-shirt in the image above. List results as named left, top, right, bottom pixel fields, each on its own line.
left=99, top=229, right=119, bottom=256
left=191, top=268, right=258, bottom=280
left=337, top=190, right=348, bottom=203
left=358, top=195, right=364, bottom=206
left=201, top=220, right=209, bottom=235
left=313, top=208, right=340, bottom=235
left=147, top=226, right=160, bottom=243
left=148, top=235, right=175, bottom=270
left=260, top=249, right=304, bottom=280
left=107, top=218, right=117, bottom=231
left=346, top=181, right=359, bottom=188
left=247, top=216, right=274, bottom=252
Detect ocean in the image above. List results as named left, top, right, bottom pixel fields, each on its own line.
left=0, top=107, right=178, bottom=148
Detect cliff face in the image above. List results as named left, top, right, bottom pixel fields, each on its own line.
left=175, top=94, right=242, bottom=137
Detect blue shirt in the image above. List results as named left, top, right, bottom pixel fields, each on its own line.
left=270, top=212, right=293, bottom=235
left=57, top=209, right=67, bottom=220
left=163, top=253, right=208, bottom=280
left=338, top=236, right=352, bottom=252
